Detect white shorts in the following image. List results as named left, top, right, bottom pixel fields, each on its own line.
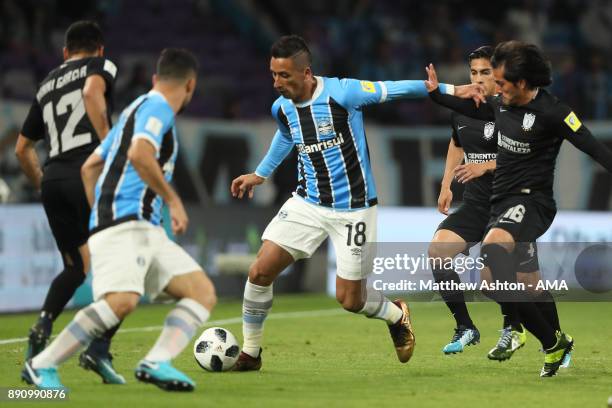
left=89, top=220, right=202, bottom=301
left=262, top=196, right=377, bottom=280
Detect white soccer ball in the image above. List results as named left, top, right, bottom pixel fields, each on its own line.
left=193, top=327, right=240, bottom=372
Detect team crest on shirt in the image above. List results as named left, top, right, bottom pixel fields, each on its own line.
left=483, top=122, right=495, bottom=140
left=522, top=113, right=536, bottom=131
left=317, top=118, right=335, bottom=136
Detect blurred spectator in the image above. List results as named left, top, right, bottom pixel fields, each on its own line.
left=117, top=63, right=150, bottom=109
left=582, top=53, right=612, bottom=119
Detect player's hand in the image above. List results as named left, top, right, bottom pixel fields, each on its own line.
left=168, top=198, right=189, bottom=235
left=231, top=173, right=265, bottom=199
left=437, top=188, right=453, bottom=215
left=454, top=163, right=487, bottom=184
left=424, top=63, right=439, bottom=92
left=455, top=84, right=486, bottom=106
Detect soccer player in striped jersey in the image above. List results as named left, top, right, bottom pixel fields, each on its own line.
left=230, top=35, right=482, bottom=370
left=15, top=20, right=124, bottom=384
left=23, top=49, right=216, bottom=391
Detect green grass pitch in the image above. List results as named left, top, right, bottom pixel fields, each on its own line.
left=1, top=294, right=611, bottom=407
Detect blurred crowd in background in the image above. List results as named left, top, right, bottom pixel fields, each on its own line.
left=1, top=0, right=611, bottom=203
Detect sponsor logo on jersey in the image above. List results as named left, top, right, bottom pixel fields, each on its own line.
left=296, top=133, right=345, bottom=154
left=564, top=111, right=582, bottom=132
left=483, top=122, right=495, bottom=140
left=498, top=132, right=531, bottom=153
left=278, top=209, right=288, bottom=219
left=522, top=113, right=536, bottom=131
left=465, top=152, right=496, bottom=163
left=317, top=118, right=335, bottom=136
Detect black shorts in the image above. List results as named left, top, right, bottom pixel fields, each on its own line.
left=438, top=199, right=540, bottom=273
left=41, top=178, right=91, bottom=252
left=484, top=194, right=555, bottom=273
left=486, top=194, right=556, bottom=242
left=437, top=200, right=490, bottom=244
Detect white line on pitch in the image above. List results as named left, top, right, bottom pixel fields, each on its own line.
left=0, top=308, right=345, bottom=345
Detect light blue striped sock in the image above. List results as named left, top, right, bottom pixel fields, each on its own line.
left=32, top=300, right=119, bottom=369
left=242, top=280, right=273, bottom=358
left=358, top=291, right=403, bottom=325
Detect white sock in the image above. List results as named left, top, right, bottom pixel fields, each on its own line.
left=242, top=280, right=273, bottom=358
left=32, top=300, right=119, bottom=369
left=358, top=290, right=403, bottom=325
left=145, top=298, right=210, bottom=362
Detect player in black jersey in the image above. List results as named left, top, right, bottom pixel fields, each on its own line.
left=429, top=46, right=558, bottom=362
left=430, top=46, right=523, bottom=357
left=15, top=21, right=124, bottom=384
left=426, top=41, right=612, bottom=377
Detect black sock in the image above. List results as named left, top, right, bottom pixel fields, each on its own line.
left=86, top=321, right=122, bottom=356
left=517, top=302, right=557, bottom=349
left=433, top=266, right=474, bottom=328
left=41, top=266, right=86, bottom=322
left=500, top=302, right=522, bottom=331
left=534, top=290, right=561, bottom=332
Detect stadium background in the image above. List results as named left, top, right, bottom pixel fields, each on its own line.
left=0, top=1, right=612, bottom=406
left=1, top=0, right=612, bottom=309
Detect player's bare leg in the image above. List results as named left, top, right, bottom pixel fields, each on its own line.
left=336, top=277, right=415, bottom=363
left=135, top=271, right=216, bottom=391
left=234, top=240, right=294, bottom=371
left=429, top=230, right=480, bottom=354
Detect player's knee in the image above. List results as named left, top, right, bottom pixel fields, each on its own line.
left=428, top=242, right=448, bottom=261
left=248, top=261, right=275, bottom=286
left=188, top=273, right=217, bottom=311
left=105, top=294, right=138, bottom=319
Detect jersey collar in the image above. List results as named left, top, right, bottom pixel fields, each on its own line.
left=148, top=89, right=171, bottom=106
left=292, top=76, right=324, bottom=108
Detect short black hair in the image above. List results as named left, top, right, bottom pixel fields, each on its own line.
left=156, top=48, right=198, bottom=80
left=468, top=45, right=493, bottom=63
left=270, top=35, right=312, bottom=65
left=491, top=41, right=552, bottom=88
left=65, top=21, right=104, bottom=53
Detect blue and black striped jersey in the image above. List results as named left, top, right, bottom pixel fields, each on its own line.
left=256, top=76, right=451, bottom=210
left=89, top=90, right=177, bottom=233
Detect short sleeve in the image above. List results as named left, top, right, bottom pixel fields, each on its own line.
left=86, top=57, right=118, bottom=90
left=94, top=130, right=115, bottom=160
left=450, top=112, right=461, bottom=147
left=21, top=98, right=45, bottom=141
left=132, top=100, right=174, bottom=152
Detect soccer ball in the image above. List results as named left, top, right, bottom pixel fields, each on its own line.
left=193, top=327, right=240, bottom=372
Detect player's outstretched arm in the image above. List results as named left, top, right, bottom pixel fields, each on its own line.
left=128, top=139, right=188, bottom=235
left=438, top=139, right=463, bottom=215
left=425, top=64, right=494, bottom=121
left=559, top=111, right=612, bottom=173
left=15, top=134, right=43, bottom=190
left=83, top=75, right=110, bottom=141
